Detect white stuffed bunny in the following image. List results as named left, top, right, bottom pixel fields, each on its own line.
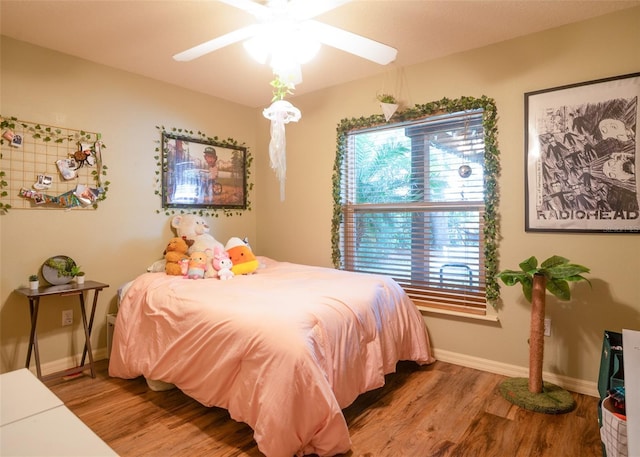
left=212, top=246, right=234, bottom=281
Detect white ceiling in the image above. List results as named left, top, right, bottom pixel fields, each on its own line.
left=1, top=0, right=638, bottom=108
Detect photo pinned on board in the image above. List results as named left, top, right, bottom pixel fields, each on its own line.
left=56, top=158, right=78, bottom=180
left=33, top=174, right=53, bottom=190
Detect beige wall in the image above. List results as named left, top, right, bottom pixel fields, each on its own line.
left=255, top=7, right=640, bottom=387
left=0, top=37, right=258, bottom=373
left=1, top=7, right=639, bottom=389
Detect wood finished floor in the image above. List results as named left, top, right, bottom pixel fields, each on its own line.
left=45, top=359, right=603, bottom=457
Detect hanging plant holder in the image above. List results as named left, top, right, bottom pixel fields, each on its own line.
left=380, top=102, right=398, bottom=122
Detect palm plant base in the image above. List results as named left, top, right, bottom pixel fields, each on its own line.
left=499, top=377, right=576, bottom=414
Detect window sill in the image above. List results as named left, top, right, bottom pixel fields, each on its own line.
left=417, top=306, right=499, bottom=322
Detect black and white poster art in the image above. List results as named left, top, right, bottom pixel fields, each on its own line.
left=525, top=73, right=639, bottom=233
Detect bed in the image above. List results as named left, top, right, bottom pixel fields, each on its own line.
left=108, top=256, right=435, bottom=457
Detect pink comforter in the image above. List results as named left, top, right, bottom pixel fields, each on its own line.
left=109, top=257, right=434, bottom=457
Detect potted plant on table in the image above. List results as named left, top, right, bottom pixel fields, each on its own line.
left=72, top=267, right=86, bottom=285
left=497, top=255, right=590, bottom=413
left=28, top=274, right=39, bottom=290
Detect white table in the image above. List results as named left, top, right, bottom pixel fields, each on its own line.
left=0, top=368, right=117, bottom=456
left=0, top=368, right=63, bottom=427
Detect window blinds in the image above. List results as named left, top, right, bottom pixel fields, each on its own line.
left=340, top=110, right=487, bottom=314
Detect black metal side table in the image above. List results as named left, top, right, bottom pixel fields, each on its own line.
left=15, top=280, right=109, bottom=381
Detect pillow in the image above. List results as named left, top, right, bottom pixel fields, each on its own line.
left=147, top=259, right=166, bottom=273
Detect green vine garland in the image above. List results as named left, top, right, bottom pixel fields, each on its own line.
left=332, top=96, right=501, bottom=307
left=154, top=126, right=253, bottom=218
left=0, top=156, right=8, bottom=214
left=0, top=116, right=110, bottom=212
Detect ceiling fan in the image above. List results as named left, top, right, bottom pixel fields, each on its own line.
left=172, top=0, right=398, bottom=69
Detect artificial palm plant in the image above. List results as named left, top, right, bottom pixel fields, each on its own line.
left=497, top=255, right=590, bottom=412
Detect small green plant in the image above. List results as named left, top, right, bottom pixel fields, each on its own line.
left=45, top=257, right=79, bottom=278
left=377, top=93, right=397, bottom=104
left=29, top=274, right=38, bottom=282
left=270, top=76, right=295, bottom=102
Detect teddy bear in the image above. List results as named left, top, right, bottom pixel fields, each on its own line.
left=225, top=237, right=259, bottom=275
left=212, top=246, right=234, bottom=281
left=171, top=214, right=224, bottom=256
left=184, top=251, right=209, bottom=279
left=164, top=236, right=191, bottom=276
left=170, top=214, right=225, bottom=278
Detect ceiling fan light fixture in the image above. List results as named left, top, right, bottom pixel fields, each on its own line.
left=242, top=22, right=320, bottom=73
left=289, top=28, right=321, bottom=64
left=173, top=0, right=398, bottom=67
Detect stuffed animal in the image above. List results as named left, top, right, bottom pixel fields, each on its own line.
left=164, top=237, right=190, bottom=276
left=212, top=247, right=234, bottom=281
left=171, top=214, right=224, bottom=256
left=171, top=214, right=222, bottom=278
left=179, top=258, right=189, bottom=276
left=185, top=251, right=208, bottom=279
left=225, top=237, right=259, bottom=275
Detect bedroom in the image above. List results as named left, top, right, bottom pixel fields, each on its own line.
left=0, top=1, right=639, bottom=456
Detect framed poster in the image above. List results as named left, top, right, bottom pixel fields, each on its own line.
left=525, top=72, right=639, bottom=233
left=161, top=132, right=247, bottom=209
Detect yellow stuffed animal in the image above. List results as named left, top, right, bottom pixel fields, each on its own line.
left=185, top=251, right=208, bottom=279
left=164, top=237, right=190, bottom=276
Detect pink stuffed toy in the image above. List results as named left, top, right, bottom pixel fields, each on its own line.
left=212, top=247, right=234, bottom=281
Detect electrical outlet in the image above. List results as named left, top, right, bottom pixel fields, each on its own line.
left=544, top=318, right=551, bottom=337
left=62, top=309, right=73, bottom=326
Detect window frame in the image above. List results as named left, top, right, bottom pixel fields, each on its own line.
left=332, top=96, right=501, bottom=310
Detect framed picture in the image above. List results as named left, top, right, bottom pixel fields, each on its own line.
left=161, top=132, right=247, bottom=209
left=525, top=72, right=640, bottom=233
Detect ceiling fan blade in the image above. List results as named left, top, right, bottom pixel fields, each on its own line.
left=288, top=0, right=352, bottom=21
left=217, top=0, right=270, bottom=19
left=173, top=25, right=259, bottom=62
left=303, top=20, right=397, bottom=65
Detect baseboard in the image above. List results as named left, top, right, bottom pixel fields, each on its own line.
left=28, top=349, right=108, bottom=378
left=433, top=348, right=599, bottom=397
left=34, top=347, right=599, bottom=397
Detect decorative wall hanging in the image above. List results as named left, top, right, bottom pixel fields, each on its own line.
left=525, top=72, right=639, bottom=233
left=155, top=126, right=252, bottom=217
left=262, top=76, right=301, bottom=201
left=0, top=116, right=109, bottom=212
left=41, top=255, right=79, bottom=285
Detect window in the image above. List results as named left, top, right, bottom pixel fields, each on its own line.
left=333, top=97, right=500, bottom=314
